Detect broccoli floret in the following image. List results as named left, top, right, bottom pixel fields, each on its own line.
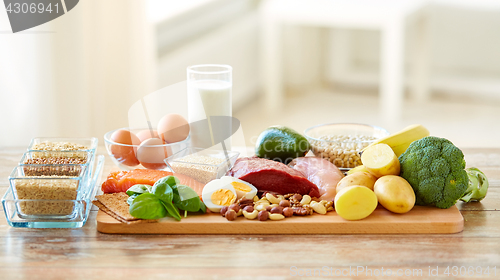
left=399, top=136, right=468, bottom=209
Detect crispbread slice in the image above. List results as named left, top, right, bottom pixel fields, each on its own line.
left=92, top=200, right=132, bottom=223
left=93, top=193, right=159, bottom=224
left=95, top=193, right=137, bottom=221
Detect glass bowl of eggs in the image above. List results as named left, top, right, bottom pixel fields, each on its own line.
left=104, top=114, right=191, bottom=170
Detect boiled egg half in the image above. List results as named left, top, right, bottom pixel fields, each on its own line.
left=202, top=180, right=237, bottom=213
left=220, top=176, right=257, bottom=200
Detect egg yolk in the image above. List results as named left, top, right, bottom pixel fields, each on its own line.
left=231, top=182, right=251, bottom=192
left=211, top=189, right=235, bottom=206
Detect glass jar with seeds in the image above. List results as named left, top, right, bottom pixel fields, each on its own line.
left=19, top=151, right=91, bottom=177
left=165, top=147, right=240, bottom=184
left=28, top=137, right=98, bottom=160
left=8, top=166, right=86, bottom=217
left=304, top=123, right=389, bottom=169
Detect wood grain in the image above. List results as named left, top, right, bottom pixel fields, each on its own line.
left=96, top=205, right=464, bottom=234
left=0, top=147, right=499, bottom=279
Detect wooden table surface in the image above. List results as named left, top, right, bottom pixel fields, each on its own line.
left=1, top=147, right=499, bottom=279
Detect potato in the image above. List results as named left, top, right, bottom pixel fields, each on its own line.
left=334, top=185, right=378, bottom=221
left=336, top=172, right=377, bottom=193
left=374, top=175, right=415, bottom=214
left=347, top=165, right=369, bottom=175
left=361, top=143, right=400, bottom=177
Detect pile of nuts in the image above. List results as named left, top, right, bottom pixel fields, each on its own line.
left=220, top=193, right=334, bottom=221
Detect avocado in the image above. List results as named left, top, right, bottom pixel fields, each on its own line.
left=255, top=126, right=311, bottom=164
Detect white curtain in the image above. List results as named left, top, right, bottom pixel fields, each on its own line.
left=0, top=0, right=156, bottom=147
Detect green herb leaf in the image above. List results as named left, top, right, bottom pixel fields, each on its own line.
left=154, top=176, right=180, bottom=188
left=126, top=184, right=151, bottom=196
left=152, top=183, right=173, bottom=206
left=129, top=193, right=167, bottom=220
left=199, top=200, right=207, bottom=213
left=174, top=185, right=202, bottom=212
left=127, top=193, right=140, bottom=205
left=161, top=200, right=181, bottom=221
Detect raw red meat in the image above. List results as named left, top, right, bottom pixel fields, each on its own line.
left=227, top=157, right=320, bottom=197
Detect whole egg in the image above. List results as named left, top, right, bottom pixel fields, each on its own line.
left=157, top=114, right=190, bottom=143
left=110, top=129, right=140, bottom=166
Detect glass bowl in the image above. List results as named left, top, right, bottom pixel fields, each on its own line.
left=104, top=128, right=191, bottom=171
left=304, top=123, right=389, bottom=169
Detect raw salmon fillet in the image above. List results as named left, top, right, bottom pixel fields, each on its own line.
left=101, top=169, right=205, bottom=196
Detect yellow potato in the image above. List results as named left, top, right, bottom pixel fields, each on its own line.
left=361, top=143, right=400, bottom=177
left=336, top=172, right=377, bottom=193
left=374, top=175, right=415, bottom=214
left=346, top=165, right=369, bottom=175
left=334, top=185, right=378, bottom=221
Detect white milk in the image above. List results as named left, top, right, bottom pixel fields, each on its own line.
left=188, top=80, right=232, bottom=149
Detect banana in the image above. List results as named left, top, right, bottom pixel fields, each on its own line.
left=363, top=124, right=430, bottom=157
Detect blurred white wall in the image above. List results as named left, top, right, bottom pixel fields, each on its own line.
left=1, top=0, right=500, bottom=148
left=0, top=0, right=156, bottom=147
left=320, top=2, right=500, bottom=98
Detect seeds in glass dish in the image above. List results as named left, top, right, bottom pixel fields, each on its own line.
left=310, top=135, right=377, bottom=168
left=171, top=154, right=229, bottom=183
left=14, top=177, right=79, bottom=215
left=31, top=142, right=88, bottom=151
left=24, top=158, right=87, bottom=165
left=31, top=142, right=89, bottom=160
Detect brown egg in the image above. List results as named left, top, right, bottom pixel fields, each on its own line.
left=136, top=129, right=159, bottom=143
left=110, top=129, right=140, bottom=166
left=157, top=114, right=190, bottom=143
left=136, top=138, right=171, bottom=169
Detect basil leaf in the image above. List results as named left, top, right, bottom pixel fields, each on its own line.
left=171, top=184, right=181, bottom=204
left=154, top=176, right=180, bottom=188
left=199, top=200, right=207, bottom=213
left=174, top=185, right=204, bottom=213
left=126, top=184, right=151, bottom=196
left=161, top=200, right=181, bottom=221
left=152, top=183, right=174, bottom=206
left=129, top=193, right=167, bottom=220
left=127, top=193, right=139, bottom=205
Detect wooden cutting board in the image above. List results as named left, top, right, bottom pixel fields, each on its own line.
left=96, top=205, right=464, bottom=234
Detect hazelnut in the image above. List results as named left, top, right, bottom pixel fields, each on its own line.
left=238, top=198, right=253, bottom=207
left=243, top=205, right=254, bottom=213
left=270, top=206, right=283, bottom=215
left=279, top=200, right=290, bottom=208
left=220, top=206, right=229, bottom=216
left=293, top=194, right=302, bottom=201
left=265, top=206, right=272, bottom=212
left=283, top=207, right=293, bottom=217
left=228, top=204, right=240, bottom=213
left=258, top=210, right=269, bottom=221
left=225, top=209, right=237, bottom=221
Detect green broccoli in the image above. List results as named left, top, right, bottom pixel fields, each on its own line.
left=399, top=136, right=468, bottom=209
left=461, top=167, right=488, bottom=202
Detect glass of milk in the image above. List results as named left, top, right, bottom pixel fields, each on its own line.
left=187, top=64, right=232, bottom=150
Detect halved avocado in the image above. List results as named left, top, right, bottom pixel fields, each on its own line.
left=255, top=126, right=310, bottom=164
